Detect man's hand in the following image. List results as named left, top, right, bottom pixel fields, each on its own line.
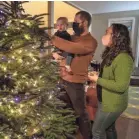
left=52, top=52, right=64, bottom=60
left=48, top=35, right=55, bottom=46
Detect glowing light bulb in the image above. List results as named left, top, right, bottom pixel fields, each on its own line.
left=8, top=105, right=11, bottom=109
left=3, top=67, right=7, bottom=71
left=26, top=62, right=30, bottom=65
left=33, top=58, right=37, bottom=62
left=33, top=128, right=39, bottom=134
left=3, top=98, right=6, bottom=101
left=20, top=20, right=24, bottom=23
left=11, top=109, right=14, bottom=114
left=8, top=60, right=11, bottom=63
left=18, top=108, right=23, bottom=114
left=20, top=104, right=24, bottom=108
left=0, top=102, right=2, bottom=106
left=49, top=95, right=52, bottom=99
left=4, top=136, right=10, bottom=139
left=17, top=135, right=22, bottom=139
left=29, top=53, right=33, bottom=57
left=12, top=56, right=15, bottom=59
left=4, top=33, right=8, bottom=36
left=18, top=59, right=23, bottom=63
left=13, top=72, right=17, bottom=76
left=34, top=81, right=37, bottom=86
left=26, top=82, right=29, bottom=85
left=10, top=100, right=14, bottom=103
left=18, top=50, right=22, bottom=53
left=34, top=66, right=39, bottom=70
left=31, top=101, right=35, bottom=106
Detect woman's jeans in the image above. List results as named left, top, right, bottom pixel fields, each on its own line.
left=92, top=102, right=123, bottom=139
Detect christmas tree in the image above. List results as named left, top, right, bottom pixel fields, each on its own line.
left=0, top=1, right=76, bottom=139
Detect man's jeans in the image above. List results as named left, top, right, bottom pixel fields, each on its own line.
left=92, top=102, right=123, bottom=139
left=59, top=80, right=92, bottom=139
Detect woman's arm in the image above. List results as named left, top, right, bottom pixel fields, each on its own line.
left=97, top=54, right=133, bottom=93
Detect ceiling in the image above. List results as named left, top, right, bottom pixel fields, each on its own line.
left=69, top=1, right=139, bottom=14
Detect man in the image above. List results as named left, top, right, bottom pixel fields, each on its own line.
left=52, top=11, right=97, bottom=139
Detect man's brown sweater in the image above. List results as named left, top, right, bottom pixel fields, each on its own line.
left=52, top=32, right=97, bottom=83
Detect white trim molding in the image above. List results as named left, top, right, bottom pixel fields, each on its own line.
left=108, top=17, right=136, bottom=49
left=135, top=25, right=139, bottom=67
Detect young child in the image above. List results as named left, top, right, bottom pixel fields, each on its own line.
left=54, top=17, right=74, bottom=72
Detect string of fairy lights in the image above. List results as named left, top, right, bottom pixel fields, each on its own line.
left=0, top=45, right=58, bottom=138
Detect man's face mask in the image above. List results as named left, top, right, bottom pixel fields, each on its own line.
left=72, top=22, right=84, bottom=36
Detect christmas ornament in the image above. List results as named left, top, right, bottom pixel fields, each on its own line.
left=14, top=96, right=21, bottom=103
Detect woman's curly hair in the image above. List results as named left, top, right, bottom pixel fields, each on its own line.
left=102, top=23, right=134, bottom=66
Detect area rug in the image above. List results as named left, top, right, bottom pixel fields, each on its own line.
left=122, top=86, right=139, bottom=121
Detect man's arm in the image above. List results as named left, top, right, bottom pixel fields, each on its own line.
left=52, top=36, right=97, bottom=55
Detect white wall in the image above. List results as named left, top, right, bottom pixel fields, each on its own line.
left=70, top=1, right=139, bottom=14
left=91, top=10, right=139, bottom=63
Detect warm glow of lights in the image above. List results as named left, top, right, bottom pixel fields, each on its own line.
left=33, top=128, right=39, bottom=134
left=29, top=53, right=33, bottom=57
left=18, top=59, right=23, bottom=63
left=4, top=136, right=10, bottom=139
left=20, top=104, right=24, bottom=108
left=12, top=56, right=15, bottom=59
left=34, top=81, right=37, bottom=86
left=49, top=95, right=52, bottom=100
left=13, top=72, right=17, bottom=76
left=33, top=58, right=37, bottom=62
left=10, top=100, right=14, bottom=103
left=4, top=33, right=8, bottom=36
left=3, top=67, right=7, bottom=71
left=18, top=108, right=23, bottom=114
left=0, top=102, right=2, bottom=106
left=20, top=20, right=24, bottom=23
left=8, top=60, right=11, bottom=63
left=26, top=62, right=30, bottom=65
left=31, top=101, right=35, bottom=106
left=18, top=50, right=22, bottom=53
left=11, top=109, right=14, bottom=114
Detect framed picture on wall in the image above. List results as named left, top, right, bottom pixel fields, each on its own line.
left=108, top=17, right=135, bottom=49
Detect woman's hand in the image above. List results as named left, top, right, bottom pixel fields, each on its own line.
left=88, top=71, right=99, bottom=82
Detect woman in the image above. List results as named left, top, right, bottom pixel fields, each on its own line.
left=88, top=23, right=134, bottom=139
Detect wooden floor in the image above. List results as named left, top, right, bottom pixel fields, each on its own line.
left=116, top=116, right=139, bottom=139
left=76, top=116, right=139, bottom=139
